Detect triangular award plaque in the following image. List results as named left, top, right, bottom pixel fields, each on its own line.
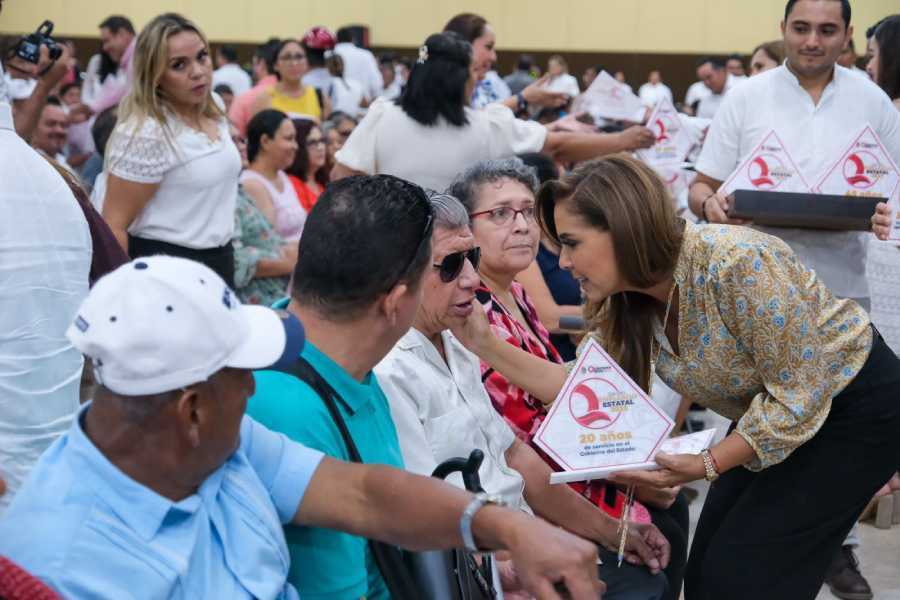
left=534, top=338, right=675, bottom=484
left=719, top=130, right=811, bottom=197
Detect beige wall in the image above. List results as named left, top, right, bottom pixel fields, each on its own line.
left=1, top=0, right=893, bottom=54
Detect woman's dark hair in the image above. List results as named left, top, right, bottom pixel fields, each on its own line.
left=537, top=155, right=684, bottom=392
left=399, top=32, right=472, bottom=127
left=267, top=38, right=302, bottom=81
left=246, top=109, right=289, bottom=163
left=98, top=50, right=118, bottom=83
left=99, top=15, right=135, bottom=35
left=327, top=53, right=345, bottom=78
left=253, top=38, right=281, bottom=73
left=59, top=82, right=81, bottom=98
left=91, top=107, right=118, bottom=156
left=448, top=158, right=538, bottom=213
left=518, top=152, right=560, bottom=185
left=874, top=15, right=900, bottom=101
left=291, top=174, right=434, bottom=320
left=443, top=13, right=488, bottom=43
left=287, top=118, right=329, bottom=187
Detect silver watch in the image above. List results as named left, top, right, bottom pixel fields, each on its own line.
left=460, top=492, right=507, bottom=553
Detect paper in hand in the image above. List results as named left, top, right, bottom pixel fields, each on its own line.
left=580, top=71, right=647, bottom=122
left=636, top=98, right=693, bottom=168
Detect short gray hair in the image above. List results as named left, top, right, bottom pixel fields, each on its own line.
left=446, top=158, right=539, bottom=214
left=426, top=190, right=470, bottom=231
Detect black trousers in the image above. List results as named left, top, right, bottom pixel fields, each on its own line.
left=684, top=329, right=900, bottom=600
left=128, top=235, right=235, bottom=288
left=647, top=491, right=690, bottom=600
left=598, top=547, right=669, bottom=600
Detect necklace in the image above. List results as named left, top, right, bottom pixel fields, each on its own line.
left=648, top=281, right=677, bottom=394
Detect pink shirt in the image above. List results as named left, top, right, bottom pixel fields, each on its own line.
left=89, top=38, right=136, bottom=114
left=230, top=75, right=278, bottom=135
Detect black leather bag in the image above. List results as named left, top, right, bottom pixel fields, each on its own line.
left=275, top=357, right=496, bottom=600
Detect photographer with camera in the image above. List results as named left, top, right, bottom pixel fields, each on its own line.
left=1, top=13, right=73, bottom=140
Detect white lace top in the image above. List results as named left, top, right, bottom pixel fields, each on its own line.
left=106, top=106, right=241, bottom=249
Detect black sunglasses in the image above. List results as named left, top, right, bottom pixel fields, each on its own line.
left=433, top=247, right=480, bottom=283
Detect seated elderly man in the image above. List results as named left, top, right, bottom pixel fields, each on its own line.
left=0, top=255, right=603, bottom=599
left=375, top=192, right=671, bottom=600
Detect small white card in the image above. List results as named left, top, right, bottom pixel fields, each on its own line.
left=580, top=70, right=647, bottom=122
left=534, top=339, right=674, bottom=484
left=719, top=130, right=812, bottom=197
left=658, top=428, right=716, bottom=456
left=636, top=98, right=693, bottom=168
left=548, top=429, right=718, bottom=483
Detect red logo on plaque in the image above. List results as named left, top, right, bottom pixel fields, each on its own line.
left=843, top=151, right=885, bottom=189
left=653, top=115, right=677, bottom=142
left=748, top=154, right=788, bottom=189
left=567, top=378, right=622, bottom=430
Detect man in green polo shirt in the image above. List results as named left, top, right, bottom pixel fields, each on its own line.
left=247, top=175, right=441, bottom=599
left=250, top=303, right=403, bottom=599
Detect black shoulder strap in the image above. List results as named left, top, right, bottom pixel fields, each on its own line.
left=315, top=87, right=325, bottom=111
left=272, top=358, right=420, bottom=600
left=275, top=357, right=363, bottom=462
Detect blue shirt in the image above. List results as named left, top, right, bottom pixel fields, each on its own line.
left=535, top=242, right=582, bottom=361
left=0, top=403, right=323, bottom=599
left=249, top=341, right=404, bottom=600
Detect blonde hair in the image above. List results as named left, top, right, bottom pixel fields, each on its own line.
left=537, top=155, right=684, bottom=392
left=115, top=13, right=222, bottom=152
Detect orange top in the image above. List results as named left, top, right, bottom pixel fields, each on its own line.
left=288, top=174, right=321, bottom=213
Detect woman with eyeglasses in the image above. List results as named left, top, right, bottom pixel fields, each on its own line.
left=455, top=155, right=900, bottom=599
left=250, top=39, right=329, bottom=122
left=286, top=118, right=328, bottom=213
left=229, top=124, right=296, bottom=306
left=446, top=160, right=686, bottom=595
left=102, top=13, right=241, bottom=285
left=332, top=31, right=654, bottom=193
left=240, top=109, right=306, bottom=242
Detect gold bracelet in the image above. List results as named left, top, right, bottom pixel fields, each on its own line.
left=700, top=449, right=719, bottom=482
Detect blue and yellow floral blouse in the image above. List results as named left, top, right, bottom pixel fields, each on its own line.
left=655, top=223, right=872, bottom=470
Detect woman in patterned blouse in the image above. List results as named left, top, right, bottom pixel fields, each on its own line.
left=229, top=125, right=296, bottom=306
left=456, top=154, right=900, bottom=600
left=448, top=158, right=690, bottom=599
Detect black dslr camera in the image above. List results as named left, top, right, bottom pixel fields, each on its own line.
left=14, top=20, right=62, bottom=64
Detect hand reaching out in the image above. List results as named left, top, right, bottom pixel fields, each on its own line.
left=872, top=202, right=895, bottom=240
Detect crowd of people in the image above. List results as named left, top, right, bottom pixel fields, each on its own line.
left=1, top=0, right=899, bottom=598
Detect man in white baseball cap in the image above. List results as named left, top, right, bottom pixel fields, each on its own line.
left=0, top=255, right=604, bottom=600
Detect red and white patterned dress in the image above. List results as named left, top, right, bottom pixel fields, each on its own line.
left=476, top=281, right=650, bottom=523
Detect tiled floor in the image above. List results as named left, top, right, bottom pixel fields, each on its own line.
left=680, top=411, right=900, bottom=599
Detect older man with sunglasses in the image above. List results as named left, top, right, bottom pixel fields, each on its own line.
left=375, top=192, right=672, bottom=600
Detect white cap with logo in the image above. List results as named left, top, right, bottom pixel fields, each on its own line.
left=66, top=255, right=304, bottom=396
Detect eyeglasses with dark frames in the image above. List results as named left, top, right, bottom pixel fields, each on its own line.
left=469, top=205, right=537, bottom=227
